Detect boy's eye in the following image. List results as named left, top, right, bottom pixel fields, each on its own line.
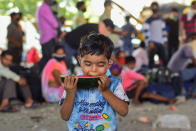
left=98, top=64, right=105, bottom=67
left=85, top=63, right=91, bottom=66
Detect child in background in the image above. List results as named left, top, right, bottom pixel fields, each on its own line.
left=115, top=50, right=126, bottom=67
left=109, top=64, right=122, bottom=76
left=121, top=56, right=176, bottom=105
left=109, top=50, right=125, bottom=77
left=132, top=42, right=149, bottom=74
left=42, top=45, right=68, bottom=103
left=60, top=33, right=129, bottom=130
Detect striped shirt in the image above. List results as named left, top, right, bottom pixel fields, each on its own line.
left=181, top=14, right=196, bottom=38
left=142, top=16, right=167, bottom=45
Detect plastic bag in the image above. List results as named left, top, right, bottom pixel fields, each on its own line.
left=153, top=114, right=191, bottom=130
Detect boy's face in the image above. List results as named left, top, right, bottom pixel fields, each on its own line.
left=78, top=54, right=111, bottom=76
left=1, top=54, right=13, bottom=67
left=118, top=51, right=125, bottom=58
left=127, top=62, right=136, bottom=70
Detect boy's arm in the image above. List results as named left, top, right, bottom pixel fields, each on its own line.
left=60, top=76, right=78, bottom=121
left=98, top=76, right=128, bottom=117
left=102, top=89, right=128, bottom=116
left=60, top=90, right=77, bottom=121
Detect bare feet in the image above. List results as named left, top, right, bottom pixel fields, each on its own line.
left=132, top=99, right=142, bottom=106
left=168, top=99, right=177, bottom=105
left=25, top=98, right=34, bottom=108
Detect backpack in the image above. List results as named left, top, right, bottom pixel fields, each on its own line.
left=147, top=67, right=172, bottom=84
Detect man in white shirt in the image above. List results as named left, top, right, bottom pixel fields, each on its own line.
left=132, top=42, right=149, bottom=73
left=0, top=50, right=34, bottom=112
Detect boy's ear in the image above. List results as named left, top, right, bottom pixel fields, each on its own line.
left=77, top=56, right=82, bottom=66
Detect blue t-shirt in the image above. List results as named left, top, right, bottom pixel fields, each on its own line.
left=60, top=76, right=129, bottom=131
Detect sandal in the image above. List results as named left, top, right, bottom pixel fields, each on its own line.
left=0, top=105, right=18, bottom=113
left=25, top=102, right=39, bottom=109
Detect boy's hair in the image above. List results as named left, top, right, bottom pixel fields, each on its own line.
left=140, top=41, right=146, bottom=48
left=54, top=45, right=65, bottom=53
left=79, top=33, right=114, bottom=60
left=191, top=0, right=196, bottom=6
left=76, top=1, right=85, bottom=9
left=104, top=0, right=111, bottom=7
left=1, top=50, right=13, bottom=57
left=125, top=15, right=130, bottom=23
left=102, top=19, right=115, bottom=30
left=10, top=12, right=16, bottom=19
left=125, top=56, right=136, bottom=64
left=151, top=2, right=159, bottom=8
left=171, top=8, right=178, bottom=12
left=115, top=50, right=124, bottom=58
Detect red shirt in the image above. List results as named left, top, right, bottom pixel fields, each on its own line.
left=181, top=14, right=196, bottom=37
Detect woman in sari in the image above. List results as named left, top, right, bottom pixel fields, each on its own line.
left=42, top=45, right=68, bottom=102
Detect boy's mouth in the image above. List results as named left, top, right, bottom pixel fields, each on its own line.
left=88, top=73, right=100, bottom=77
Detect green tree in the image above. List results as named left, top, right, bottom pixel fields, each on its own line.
left=0, top=0, right=91, bottom=21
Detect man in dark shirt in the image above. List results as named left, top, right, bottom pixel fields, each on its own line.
left=7, top=12, right=24, bottom=65
left=165, top=8, right=179, bottom=59
left=64, top=19, right=115, bottom=58
left=121, top=16, right=136, bottom=55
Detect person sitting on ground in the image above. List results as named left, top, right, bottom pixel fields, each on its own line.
left=0, top=50, right=35, bottom=112
left=60, top=33, right=129, bottom=130
left=42, top=45, right=69, bottom=103
left=109, top=50, right=126, bottom=76
left=121, top=56, right=176, bottom=105
left=109, top=63, right=122, bottom=77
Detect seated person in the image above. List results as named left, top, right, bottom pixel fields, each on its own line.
left=121, top=56, right=176, bottom=105
left=132, top=42, right=149, bottom=74
left=42, top=45, right=69, bottom=103
left=110, top=63, right=122, bottom=77
left=109, top=50, right=126, bottom=76
left=115, top=50, right=126, bottom=67
left=0, top=50, right=35, bottom=112
left=167, top=33, right=196, bottom=97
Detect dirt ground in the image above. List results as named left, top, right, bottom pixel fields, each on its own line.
left=0, top=99, right=196, bottom=131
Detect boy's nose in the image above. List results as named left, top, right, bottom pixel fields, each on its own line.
left=91, top=65, right=97, bottom=71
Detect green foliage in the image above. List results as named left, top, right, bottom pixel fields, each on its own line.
left=0, top=0, right=91, bottom=20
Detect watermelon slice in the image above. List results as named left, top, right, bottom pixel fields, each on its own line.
left=60, top=75, right=100, bottom=89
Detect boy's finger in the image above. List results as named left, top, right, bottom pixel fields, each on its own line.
left=66, top=76, right=72, bottom=89
left=70, top=76, right=74, bottom=84
left=73, top=77, right=79, bottom=87
left=100, top=77, right=106, bottom=84
left=64, top=76, right=69, bottom=88
left=98, top=80, right=102, bottom=87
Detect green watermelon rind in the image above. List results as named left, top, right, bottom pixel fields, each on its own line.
left=60, top=75, right=100, bottom=89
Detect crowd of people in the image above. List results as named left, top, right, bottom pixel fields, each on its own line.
left=0, top=0, right=196, bottom=129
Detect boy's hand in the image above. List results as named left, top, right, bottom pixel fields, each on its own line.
left=98, top=75, right=111, bottom=93
left=62, top=76, right=78, bottom=93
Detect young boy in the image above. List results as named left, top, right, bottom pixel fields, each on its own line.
left=121, top=56, right=176, bottom=105
left=60, top=33, right=129, bottom=130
